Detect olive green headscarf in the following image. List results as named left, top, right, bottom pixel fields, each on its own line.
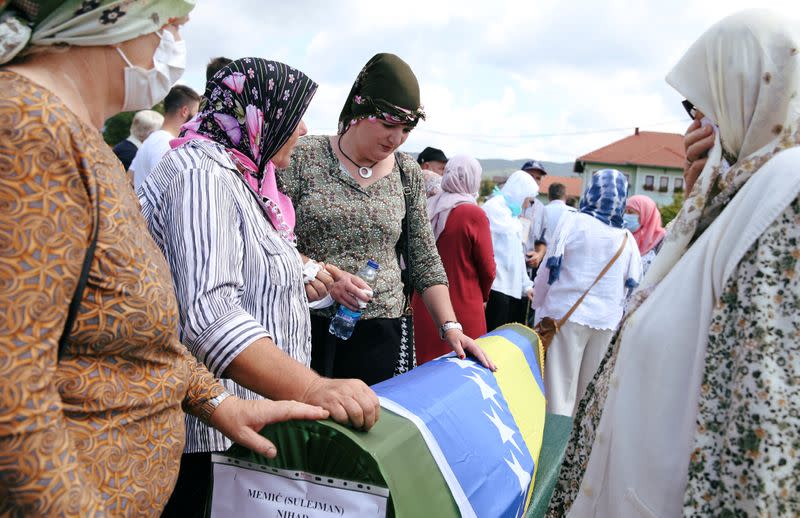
left=337, top=52, right=426, bottom=134
left=0, top=0, right=195, bottom=65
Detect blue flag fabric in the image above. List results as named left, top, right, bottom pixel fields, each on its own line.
left=374, top=325, right=546, bottom=518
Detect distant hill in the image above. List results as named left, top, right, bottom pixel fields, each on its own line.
left=476, top=159, right=576, bottom=180
left=409, top=153, right=575, bottom=180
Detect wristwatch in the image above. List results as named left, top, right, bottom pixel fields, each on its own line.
left=439, top=320, right=463, bottom=339
left=198, top=389, right=234, bottom=423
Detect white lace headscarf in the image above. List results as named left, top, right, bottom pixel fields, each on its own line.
left=628, top=8, right=800, bottom=313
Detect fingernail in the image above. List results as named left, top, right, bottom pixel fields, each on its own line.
left=459, top=354, right=465, bottom=360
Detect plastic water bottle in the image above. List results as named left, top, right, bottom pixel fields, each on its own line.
left=328, top=260, right=379, bottom=340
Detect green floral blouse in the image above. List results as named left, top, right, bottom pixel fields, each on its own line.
left=278, top=135, right=447, bottom=319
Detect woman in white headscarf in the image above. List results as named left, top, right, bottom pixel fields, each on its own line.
left=412, top=155, right=495, bottom=363
left=547, top=9, right=800, bottom=517
left=483, top=170, right=540, bottom=331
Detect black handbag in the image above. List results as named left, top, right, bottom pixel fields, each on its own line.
left=395, top=155, right=416, bottom=375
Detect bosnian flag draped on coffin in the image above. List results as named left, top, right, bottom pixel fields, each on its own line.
left=209, top=324, right=546, bottom=518
left=374, top=324, right=547, bottom=518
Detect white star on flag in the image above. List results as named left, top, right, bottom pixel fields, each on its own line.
left=464, top=371, right=502, bottom=409
left=485, top=406, right=522, bottom=453
left=445, top=356, right=482, bottom=371
left=505, top=451, right=532, bottom=496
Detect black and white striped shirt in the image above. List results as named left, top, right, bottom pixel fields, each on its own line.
left=139, top=139, right=311, bottom=453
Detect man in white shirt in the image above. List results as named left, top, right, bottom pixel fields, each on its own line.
left=543, top=182, right=577, bottom=245
left=519, top=160, right=548, bottom=325
left=129, top=84, right=200, bottom=189
left=520, top=160, right=548, bottom=266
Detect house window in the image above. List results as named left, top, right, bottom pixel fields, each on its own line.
left=644, top=175, right=654, bottom=191
left=659, top=176, right=669, bottom=192
left=623, top=173, right=631, bottom=194
left=674, top=177, right=684, bottom=192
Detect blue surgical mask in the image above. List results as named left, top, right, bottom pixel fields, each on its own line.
left=492, top=186, right=523, bottom=217
left=502, top=192, right=522, bottom=217
left=623, top=213, right=640, bottom=232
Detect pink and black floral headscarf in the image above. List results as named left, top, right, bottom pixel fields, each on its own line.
left=192, top=58, right=317, bottom=177
left=178, top=58, right=317, bottom=241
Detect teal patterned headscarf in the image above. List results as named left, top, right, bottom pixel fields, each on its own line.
left=0, top=0, right=195, bottom=65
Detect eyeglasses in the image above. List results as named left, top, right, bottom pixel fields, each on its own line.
left=681, top=99, right=700, bottom=119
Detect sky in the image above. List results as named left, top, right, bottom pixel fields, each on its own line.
left=177, top=0, right=797, bottom=163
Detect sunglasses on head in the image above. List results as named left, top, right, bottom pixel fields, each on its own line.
left=682, top=99, right=700, bottom=119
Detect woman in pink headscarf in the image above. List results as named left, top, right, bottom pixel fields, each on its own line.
left=624, top=195, right=666, bottom=275
left=412, top=155, right=496, bottom=364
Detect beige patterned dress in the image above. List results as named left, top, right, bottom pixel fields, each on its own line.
left=0, top=71, right=224, bottom=516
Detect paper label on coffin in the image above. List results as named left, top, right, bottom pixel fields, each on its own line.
left=210, top=455, right=389, bottom=518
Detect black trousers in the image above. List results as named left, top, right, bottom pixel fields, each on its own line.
left=484, top=289, right=528, bottom=332
left=161, top=452, right=212, bottom=518
left=310, top=315, right=400, bottom=386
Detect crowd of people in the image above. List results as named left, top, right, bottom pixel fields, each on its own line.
left=1, top=1, right=797, bottom=516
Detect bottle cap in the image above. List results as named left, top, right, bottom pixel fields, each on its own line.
left=367, top=259, right=379, bottom=270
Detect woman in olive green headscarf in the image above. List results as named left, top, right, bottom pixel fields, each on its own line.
left=279, top=53, right=494, bottom=386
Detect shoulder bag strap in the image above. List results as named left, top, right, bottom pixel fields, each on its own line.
left=57, top=175, right=100, bottom=360
left=557, top=233, right=628, bottom=327
left=395, top=153, right=413, bottom=308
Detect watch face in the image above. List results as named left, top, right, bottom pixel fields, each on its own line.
left=211, top=391, right=232, bottom=408
left=440, top=322, right=462, bottom=339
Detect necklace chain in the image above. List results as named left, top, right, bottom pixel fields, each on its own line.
left=337, top=134, right=378, bottom=179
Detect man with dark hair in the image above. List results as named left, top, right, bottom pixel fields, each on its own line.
left=543, top=181, right=576, bottom=245
left=417, top=146, right=447, bottom=174
left=548, top=182, right=566, bottom=201
left=206, top=56, right=233, bottom=81
left=417, top=146, right=448, bottom=196
left=129, top=85, right=201, bottom=188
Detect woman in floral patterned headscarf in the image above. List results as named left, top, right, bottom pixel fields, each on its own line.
left=139, top=58, right=382, bottom=517
left=0, top=2, right=328, bottom=516
left=279, top=53, right=494, bottom=386
left=548, top=9, right=800, bottom=517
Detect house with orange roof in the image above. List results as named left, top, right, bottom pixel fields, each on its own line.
left=573, top=128, right=685, bottom=205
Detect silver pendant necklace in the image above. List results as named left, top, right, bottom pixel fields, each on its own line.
left=338, top=134, right=377, bottom=179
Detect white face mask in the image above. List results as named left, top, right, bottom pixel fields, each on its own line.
left=117, top=29, right=187, bottom=112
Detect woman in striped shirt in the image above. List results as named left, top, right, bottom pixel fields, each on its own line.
left=139, top=58, right=379, bottom=516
